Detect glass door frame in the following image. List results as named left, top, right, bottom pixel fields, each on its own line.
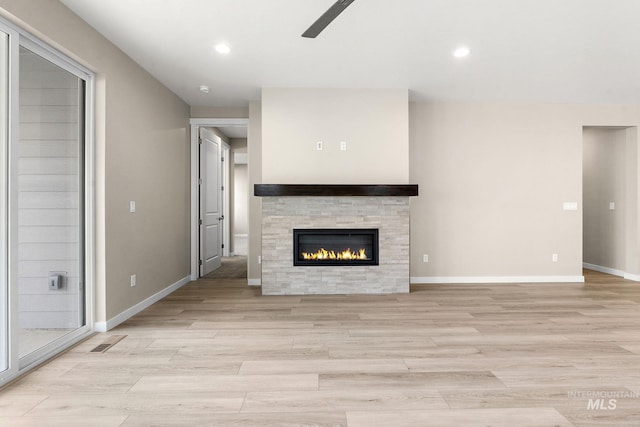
left=0, top=16, right=95, bottom=386
left=0, top=25, right=12, bottom=379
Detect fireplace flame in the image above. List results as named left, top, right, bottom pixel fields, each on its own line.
left=301, top=248, right=368, bottom=260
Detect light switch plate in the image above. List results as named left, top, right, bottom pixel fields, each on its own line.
left=563, top=202, right=578, bottom=211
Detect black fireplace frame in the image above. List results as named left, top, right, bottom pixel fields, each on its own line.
left=293, top=228, right=379, bottom=267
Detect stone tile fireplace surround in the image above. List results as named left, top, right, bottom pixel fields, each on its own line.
left=255, top=185, right=418, bottom=295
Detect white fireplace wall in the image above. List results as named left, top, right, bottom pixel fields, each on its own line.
left=261, top=196, right=410, bottom=295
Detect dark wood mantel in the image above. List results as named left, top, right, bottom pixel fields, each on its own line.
left=254, top=184, right=418, bottom=197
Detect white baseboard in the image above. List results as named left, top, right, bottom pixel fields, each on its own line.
left=625, top=272, right=640, bottom=281
left=94, top=275, right=191, bottom=332
left=583, top=262, right=640, bottom=282
left=410, top=275, right=585, bottom=284
left=582, top=263, right=624, bottom=277
left=248, top=278, right=261, bottom=286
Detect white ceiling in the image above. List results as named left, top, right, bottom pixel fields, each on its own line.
left=61, top=0, right=640, bottom=108
left=216, top=126, right=247, bottom=139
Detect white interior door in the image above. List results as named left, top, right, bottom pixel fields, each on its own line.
left=200, top=128, right=222, bottom=275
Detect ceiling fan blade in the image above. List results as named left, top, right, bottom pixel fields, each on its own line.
left=302, top=0, right=355, bottom=38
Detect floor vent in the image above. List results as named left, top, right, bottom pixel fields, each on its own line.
left=90, top=335, right=127, bottom=353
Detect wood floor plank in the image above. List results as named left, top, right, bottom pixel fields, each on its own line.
left=492, top=367, right=640, bottom=388
left=0, top=416, right=128, bottom=427
left=24, top=392, right=245, bottom=416
left=65, top=359, right=242, bottom=376
left=619, top=344, right=640, bottom=354
left=121, top=412, right=348, bottom=427
left=318, top=371, right=507, bottom=391
left=405, top=356, right=572, bottom=372
left=129, top=374, right=319, bottom=393
left=0, top=390, right=49, bottom=416
left=346, top=407, right=574, bottom=427
left=238, top=359, right=410, bottom=375
left=241, top=390, right=448, bottom=413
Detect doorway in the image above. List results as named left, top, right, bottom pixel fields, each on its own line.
left=190, top=118, right=249, bottom=280
left=582, top=126, right=640, bottom=281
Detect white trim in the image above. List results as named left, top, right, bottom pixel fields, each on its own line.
left=583, top=262, right=640, bottom=282
left=582, top=262, right=625, bottom=277
left=190, top=121, right=198, bottom=280
left=410, top=275, right=585, bottom=284
left=94, top=275, right=191, bottom=332
left=189, top=118, right=249, bottom=280
left=248, top=278, right=261, bottom=286
left=222, top=143, right=230, bottom=257
left=0, top=25, right=13, bottom=379
left=5, top=18, right=19, bottom=386
left=83, top=57, right=97, bottom=339
left=624, top=272, right=640, bottom=281
left=19, top=325, right=91, bottom=370
left=190, top=118, right=248, bottom=127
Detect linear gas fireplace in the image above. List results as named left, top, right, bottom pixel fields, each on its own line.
left=293, top=228, right=379, bottom=266
left=257, top=185, right=417, bottom=295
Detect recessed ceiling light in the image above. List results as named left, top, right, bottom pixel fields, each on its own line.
left=215, top=43, right=231, bottom=55
left=199, top=85, right=210, bottom=93
left=453, top=46, right=470, bottom=58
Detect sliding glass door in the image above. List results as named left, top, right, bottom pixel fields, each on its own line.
left=15, top=45, right=86, bottom=361
left=0, top=18, right=93, bottom=386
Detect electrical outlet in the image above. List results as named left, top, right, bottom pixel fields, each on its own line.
left=422, top=254, right=429, bottom=263
left=340, top=141, right=347, bottom=151
left=552, top=253, right=558, bottom=262
left=129, top=200, right=136, bottom=213
left=258, top=255, right=262, bottom=264
left=130, top=274, right=136, bottom=287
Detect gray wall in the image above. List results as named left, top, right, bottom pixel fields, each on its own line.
left=230, top=138, right=247, bottom=241
left=409, top=103, right=640, bottom=281
left=1, top=0, right=192, bottom=323
left=250, top=99, right=640, bottom=283
left=248, top=101, right=261, bottom=284
left=233, top=163, right=248, bottom=235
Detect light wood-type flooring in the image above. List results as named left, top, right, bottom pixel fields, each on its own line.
left=1, top=269, right=640, bottom=426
